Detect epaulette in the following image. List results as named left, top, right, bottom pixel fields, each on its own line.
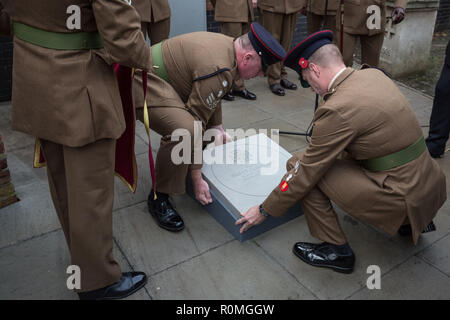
left=193, top=68, right=230, bottom=82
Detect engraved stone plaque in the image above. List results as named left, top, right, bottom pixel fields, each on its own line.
left=186, top=133, right=303, bottom=241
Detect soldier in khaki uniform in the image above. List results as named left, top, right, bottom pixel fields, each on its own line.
left=305, top=0, right=340, bottom=46
left=340, top=0, right=407, bottom=67
left=138, top=23, right=286, bottom=233
left=237, top=31, right=446, bottom=274
left=211, top=0, right=257, bottom=101
left=257, top=0, right=305, bottom=96
left=132, top=0, right=171, bottom=45
left=7, top=0, right=152, bottom=299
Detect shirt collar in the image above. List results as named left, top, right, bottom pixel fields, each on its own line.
left=328, top=67, right=347, bottom=91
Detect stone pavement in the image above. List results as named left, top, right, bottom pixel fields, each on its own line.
left=0, top=69, right=449, bottom=300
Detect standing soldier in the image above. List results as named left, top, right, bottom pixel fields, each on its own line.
left=6, top=0, right=153, bottom=299
left=305, top=0, right=340, bottom=46
left=211, top=0, right=257, bottom=101
left=257, top=0, right=305, bottom=96
left=132, top=0, right=171, bottom=45
left=138, top=23, right=286, bottom=232
left=340, top=0, right=407, bottom=67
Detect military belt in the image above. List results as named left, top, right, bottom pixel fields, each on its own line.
left=361, top=136, right=426, bottom=172
left=13, top=21, right=103, bottom=50
left=151, top=42, right=170, bottom=83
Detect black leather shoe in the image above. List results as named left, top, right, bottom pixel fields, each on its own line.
left=398, top=221, right=436, bottom=237
left=148, top=191, right=184, bottom=232
left=280, top=79, right=297, bottom=90
left=222, top=92, right=235, bottom=101
left=269, top=83, right=285, bottom=96
left=78, top=272, right=147, bottom=300
left=292, top=242, right=355, bottom=274
left=232, top=89, right=257, bottom=100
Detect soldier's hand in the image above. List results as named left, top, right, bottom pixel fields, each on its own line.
left=193, top=177, right=213, bottom=205
left=252, top=0, right=257, bottom=9
left=392, top=7, right=405, bottom=25
left=236, top=205, right=267, bottom=233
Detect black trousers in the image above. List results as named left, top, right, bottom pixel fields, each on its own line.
left=426, top=40, right=450, bottom=157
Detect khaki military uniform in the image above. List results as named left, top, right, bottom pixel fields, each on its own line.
left=8, top=0, right=151, bottom=292
left=213, top=0, right=254, bottom=91
left=339, top=0, right=407, bottom=67
left=136, top=32, right=238, bottom=195
left=132, top=0, right=171, bottom=44
left=262, top=68, right=446, bottom=245
left=257, top=0, right=305, bottom=86
left=306, top=0, right=339, bottom=47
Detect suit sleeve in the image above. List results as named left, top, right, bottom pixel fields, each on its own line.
left=262, top=106, right=356, bottom=217
left=186, top=68, right=233, bottom=127
left=92, top=0, right=151, bottom=70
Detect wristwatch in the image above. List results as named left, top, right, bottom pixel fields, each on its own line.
left=259, top=204, right=269, bottom=217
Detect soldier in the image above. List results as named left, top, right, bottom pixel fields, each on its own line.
left=6, top=0, right=153, bottom=299
left=257, top=0, right=305, bottom=96
left=340, top=0, right=407, bottom=67
left=132, top=0, right=171, bottom=45
left=426, top=39, right=450, bottom=159
left=138, top=23, right=286, bottom=232
left=211, top=0, right=257, bottom=101
left=237, top=31, right=446, bottom=274
left=304, top=0, right=340, bottom=46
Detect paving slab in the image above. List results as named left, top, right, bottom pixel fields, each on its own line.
left=112, top=200, right=233, bottom=276
left=0, top=102, right=35, bottom=152
left=0, top=229, right=151, bottom=300
left=0, top=181, right=59, bottom=249
left=349, top=256, right=450, bottom=300
left=147, top=240, right=316, bottom=300
left=417, top=234, right=450, bottom=277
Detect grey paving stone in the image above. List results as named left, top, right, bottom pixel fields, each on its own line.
left=112, top=200, right=233, bottom=276
left=417, top=234, right=450, bottom=277
left=6, top=147, right=47, bottom=189
left=147, top=240, right=316, bottom=300
left=0, top=102, right=35, bottom=152
left=0, top=229, right=150, bottom=300
left=349, top=256, right=450, bottom=300
left=222, top=100, right=272, bottom=129
left=0, top=181, right=60, bottom=249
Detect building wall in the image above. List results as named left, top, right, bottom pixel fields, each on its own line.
left=435, top=0, right=450, bottom=32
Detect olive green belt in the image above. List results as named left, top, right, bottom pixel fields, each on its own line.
left=151, top=42, right=170, bottom=83
left=361, top=136, right=426, bottom=172
left=13, top=21, right=103, bottom=50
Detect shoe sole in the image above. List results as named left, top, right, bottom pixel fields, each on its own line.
left=292, top=247, right=354, bottom=274
left=148, top=208, right=185, bottom=232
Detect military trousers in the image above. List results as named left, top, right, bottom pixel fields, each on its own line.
left=220, top=22, right=250, bottom=91
left=40, top=138, right=121, bottom=292
left=342, top=31, right=385, bottom=67
left=298, top=159, right=407, bottom=245
left=306, top=12, right=339, bottom=48
left=426, top=43, right=450, bottom=157
left=136, top=106, right=203, bottom=196
left=141, top=17, right=170, bottom=45
left=258, top=9, right=299, bottom=86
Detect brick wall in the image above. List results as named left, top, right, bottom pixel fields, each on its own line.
left=0, top=136, right=19, bottom=208
left=435, top=0, right=450, bottom=32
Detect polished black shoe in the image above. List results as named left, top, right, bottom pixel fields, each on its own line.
left=78, top=272, right=147, bottom=300
left=232, top=89, right=257, bottom=100
left=148, top=191, right=184, bottom=232
left=269, top=83, right=285, bottom=96
left=222, top=92, right=235, bottom=101
left=280, top=79, right=298, bottom=90
left=398, top=221, right=436, bottom=237
left=292, top=242, right=355, bottom=274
